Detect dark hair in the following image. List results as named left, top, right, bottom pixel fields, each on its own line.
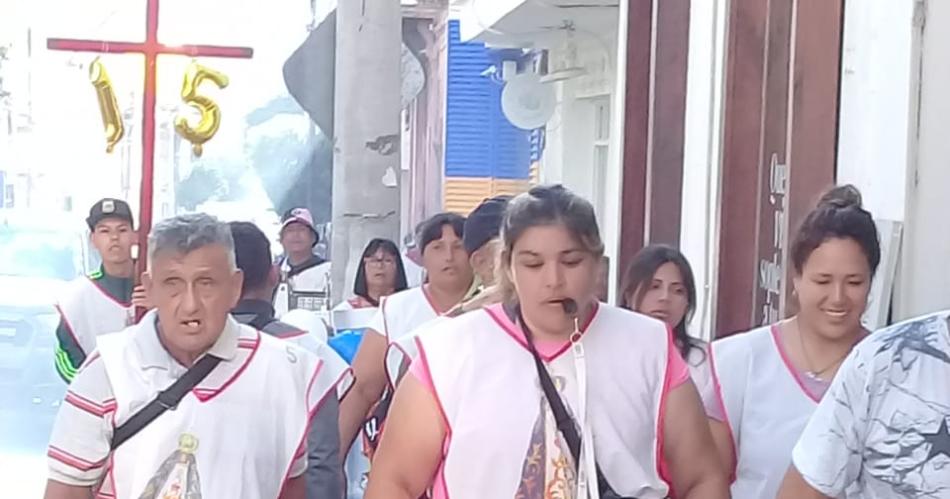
left=354, top=238, right=409, bottom=306
left=229, top=221, right=272, bottom=293
left=790, top=185, right=880, bottom=276
left=500, top=185, right=604, bottom=300
left=418, top=213, right=466, bottom=254
left=619, top=244, right=701, bottom=360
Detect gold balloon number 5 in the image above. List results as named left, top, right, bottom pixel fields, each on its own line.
left=174, top=61, right=229, bottom=156
left=89, top=59, right=228, bottom=156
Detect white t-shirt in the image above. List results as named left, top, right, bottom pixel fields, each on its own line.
left=792, top=311, right=950, bottom=498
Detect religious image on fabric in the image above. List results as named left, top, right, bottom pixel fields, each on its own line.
left=515, top=375, right=577, bottom=499
left=137, top=434, right=202, bottom=499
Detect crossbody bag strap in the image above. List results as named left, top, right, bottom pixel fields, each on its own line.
left=514, top=304, right=629, bottom=499
left=110, top=354, right=222, bottom=450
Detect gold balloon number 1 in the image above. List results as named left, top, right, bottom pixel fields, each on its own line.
left=90, top=59, right=228, bottom=157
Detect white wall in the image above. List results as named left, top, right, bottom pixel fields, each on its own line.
left=679, top=0, right=728, bottom=340
left=833, top=0, right=950, bottom=321
left=899, top=0, right=950, bottom=319
left=538, top=31, right=624, bottom=298
left=836, top=0, right=919, bottom=223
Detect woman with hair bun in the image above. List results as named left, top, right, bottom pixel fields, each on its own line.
left=703, top=185, right=881, bottom=499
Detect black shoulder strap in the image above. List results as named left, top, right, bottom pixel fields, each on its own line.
left=516, top=306, right=583, bottom=464
left=110, top=354, right=222, bottom=450
left=516, top=305, right=629, bottom=498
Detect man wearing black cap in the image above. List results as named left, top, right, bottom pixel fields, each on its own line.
left=54, top=198, right=147, bottom=383
left=274, top=207, right=333, bottom=316
left=229, top=221, right=349, bottom=499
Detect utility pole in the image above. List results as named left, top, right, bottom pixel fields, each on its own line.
left=331, top=0, right=402, bottom=303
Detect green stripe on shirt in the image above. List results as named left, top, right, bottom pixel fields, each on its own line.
left=55, top=345, right=79, bottom=383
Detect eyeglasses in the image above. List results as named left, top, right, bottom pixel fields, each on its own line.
left=364, top=257, right=396, bottom=267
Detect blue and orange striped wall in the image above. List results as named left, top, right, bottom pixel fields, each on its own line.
left=443, top=20, right=543, bottom=214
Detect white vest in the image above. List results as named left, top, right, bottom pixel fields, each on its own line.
left=385, top=316, right=446, bottom=388
left=93, top=314, right=337, bottom=499
left=57, top=276, right=132, bottom=356
left=710, top=326, right=818, bottom=499
left=417, top=303, right=672, bottom=499
left=376, top=287, right=439, bottom=342
left=274, top=260, right=332, bottom=317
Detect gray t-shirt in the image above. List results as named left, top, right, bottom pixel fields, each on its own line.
left=792, top=311, right=950, bottom=498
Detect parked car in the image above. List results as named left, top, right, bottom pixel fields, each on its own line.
left=0, top=213, right=90, bottom=497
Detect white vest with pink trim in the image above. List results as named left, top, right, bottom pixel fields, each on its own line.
left=376, top=287, right=440, bottom=342
left=709, top=325, right=822, bottom=499
left=93, top=313, right=341, bottom=499
left=416, top=303, right=672, bottom=499
left=57, top=276, right=133, bottom=356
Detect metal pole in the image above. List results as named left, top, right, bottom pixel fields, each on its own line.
left=331, top=0, right=402, bottom=303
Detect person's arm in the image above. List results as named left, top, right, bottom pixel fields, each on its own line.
left=777, top=345, right=872, bottom=499
left=279, top=476, right=306, bottom=499
left=45, top=356, right=112, bottom=498
left=43, top=481, right=93, bottom=499
left=53, top=315, right=85, bottom=384
left=364, top=375, right=446, bottom=499
left=338, top=329, right=388, bottom=453
left=708, top=420, right=736, bottom=479
left=662, top=381, right=731, bottom=499
left=777, top=468, right=833, bottom=499
left=305, top=395, right=344, bottom=499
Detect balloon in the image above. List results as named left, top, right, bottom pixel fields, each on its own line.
left=174, top=61, right=229, bottom=156
left=89, top=58, right=125, bottom=153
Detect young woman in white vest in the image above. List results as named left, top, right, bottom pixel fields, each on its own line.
left=366, top=185, right=729, bottom=499
left=703, top=185, right=880, bottom=499
left=338, top=213, right=475, bottom=469
left=620, top=245, right=712, bottom=399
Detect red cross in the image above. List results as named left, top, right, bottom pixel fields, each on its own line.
left=47, top=0, right=253, bottom=282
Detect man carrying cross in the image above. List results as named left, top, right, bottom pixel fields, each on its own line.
left=45, top=214, right=339, bottom=499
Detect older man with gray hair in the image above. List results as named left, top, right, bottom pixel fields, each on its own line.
left=44, top=214, right=348, bottom=499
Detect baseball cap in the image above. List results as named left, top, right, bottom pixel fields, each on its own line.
left=463, top=195, right=511, bottom=254
left=86, top=198, right=134, bottom=230
left=280, top=207, right=319, bottom=245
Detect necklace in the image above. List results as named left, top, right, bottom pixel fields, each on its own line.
left=793, top=319, right=859, bottom=381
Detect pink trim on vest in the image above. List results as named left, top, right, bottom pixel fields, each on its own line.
left=769, top=325, right=821, bottom=404
left=656, top=326, right=689, bottom=495
left=380, top=295, right=391, bottom=340
left=705, top=345, right=738, bottom=482
left=483, top=303, right=600, bottom=362
left=54, top=303, right=85, bottom=357
left=386, top=341, right=411, bottom=390
left=278, top=358, right=329, bottom=497
left=421, top=285, right=443, bottom=315
left=95, top=451, right=117, bottom=499
left=416, top=337, right=454, bottom=499
left=87, top=276, right=133, bottom=308
left=192, top=331, right=261, bottom=403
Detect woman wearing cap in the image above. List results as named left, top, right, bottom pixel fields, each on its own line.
left=274, top=206, right=333, bottom=316
left=366, top=185, right=727, bottom=499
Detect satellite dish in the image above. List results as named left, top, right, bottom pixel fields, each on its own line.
left=502, top=73, right=556, bottom=130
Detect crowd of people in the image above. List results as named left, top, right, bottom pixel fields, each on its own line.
left=42, top=184, right=950, bottom=498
